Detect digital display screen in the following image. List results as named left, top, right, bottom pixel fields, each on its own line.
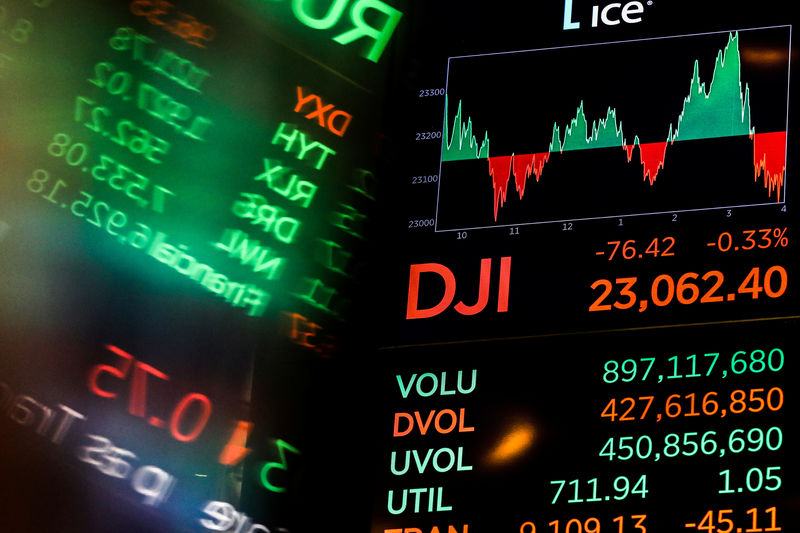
left=0, top=1, right=797, bottom=532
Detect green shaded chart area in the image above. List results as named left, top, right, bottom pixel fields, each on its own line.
left=669, top=32, right=753, bottom=142
left=442, top=95, right=490, bottom=161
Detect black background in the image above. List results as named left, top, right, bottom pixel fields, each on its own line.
left=1, top=1, right=798, bottom=532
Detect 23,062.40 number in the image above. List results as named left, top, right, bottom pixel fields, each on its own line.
left=589, top=267, right=787, bottom=312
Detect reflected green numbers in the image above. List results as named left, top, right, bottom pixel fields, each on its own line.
left=27, top=169, right=66, bottom=201
left=47, top=132, right=175, bottom=212
left=138, top=82, right=213, bottom=140
left=89, top=62, right=134, bottom=96
left=108, top=27, right=211, bottom=93
left=27, top=169, right=130, bottom=235
left=88, top=61, right=213, bottom=141
left=91, top=155, right=174, bottom=212
left=25, top=168, right=267, bottom=317
left=74, top=96, right=171, bottom=164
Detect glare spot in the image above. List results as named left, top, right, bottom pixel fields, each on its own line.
left=743, top=49, right=788, bottom=65
left=486, top=422, right=536, bottom=465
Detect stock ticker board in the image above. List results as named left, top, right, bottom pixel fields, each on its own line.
left=0, top=1, right=796, bottom=533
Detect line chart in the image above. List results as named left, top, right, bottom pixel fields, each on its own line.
left=435, top=26, right=791, bottom=231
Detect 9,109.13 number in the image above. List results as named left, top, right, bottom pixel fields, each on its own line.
left=520, top=515, right=647, bottom=533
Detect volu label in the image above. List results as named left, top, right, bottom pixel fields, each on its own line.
left=396, top=370, right=477, bottom=398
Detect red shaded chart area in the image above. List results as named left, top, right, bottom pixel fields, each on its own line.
left=488, top=132, right=785, bottom=220
left=753, top=131, right=787, bottom=201
left=489, top=153, right=550, bottom=220
left=632, top=141, right=669, bottom=186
